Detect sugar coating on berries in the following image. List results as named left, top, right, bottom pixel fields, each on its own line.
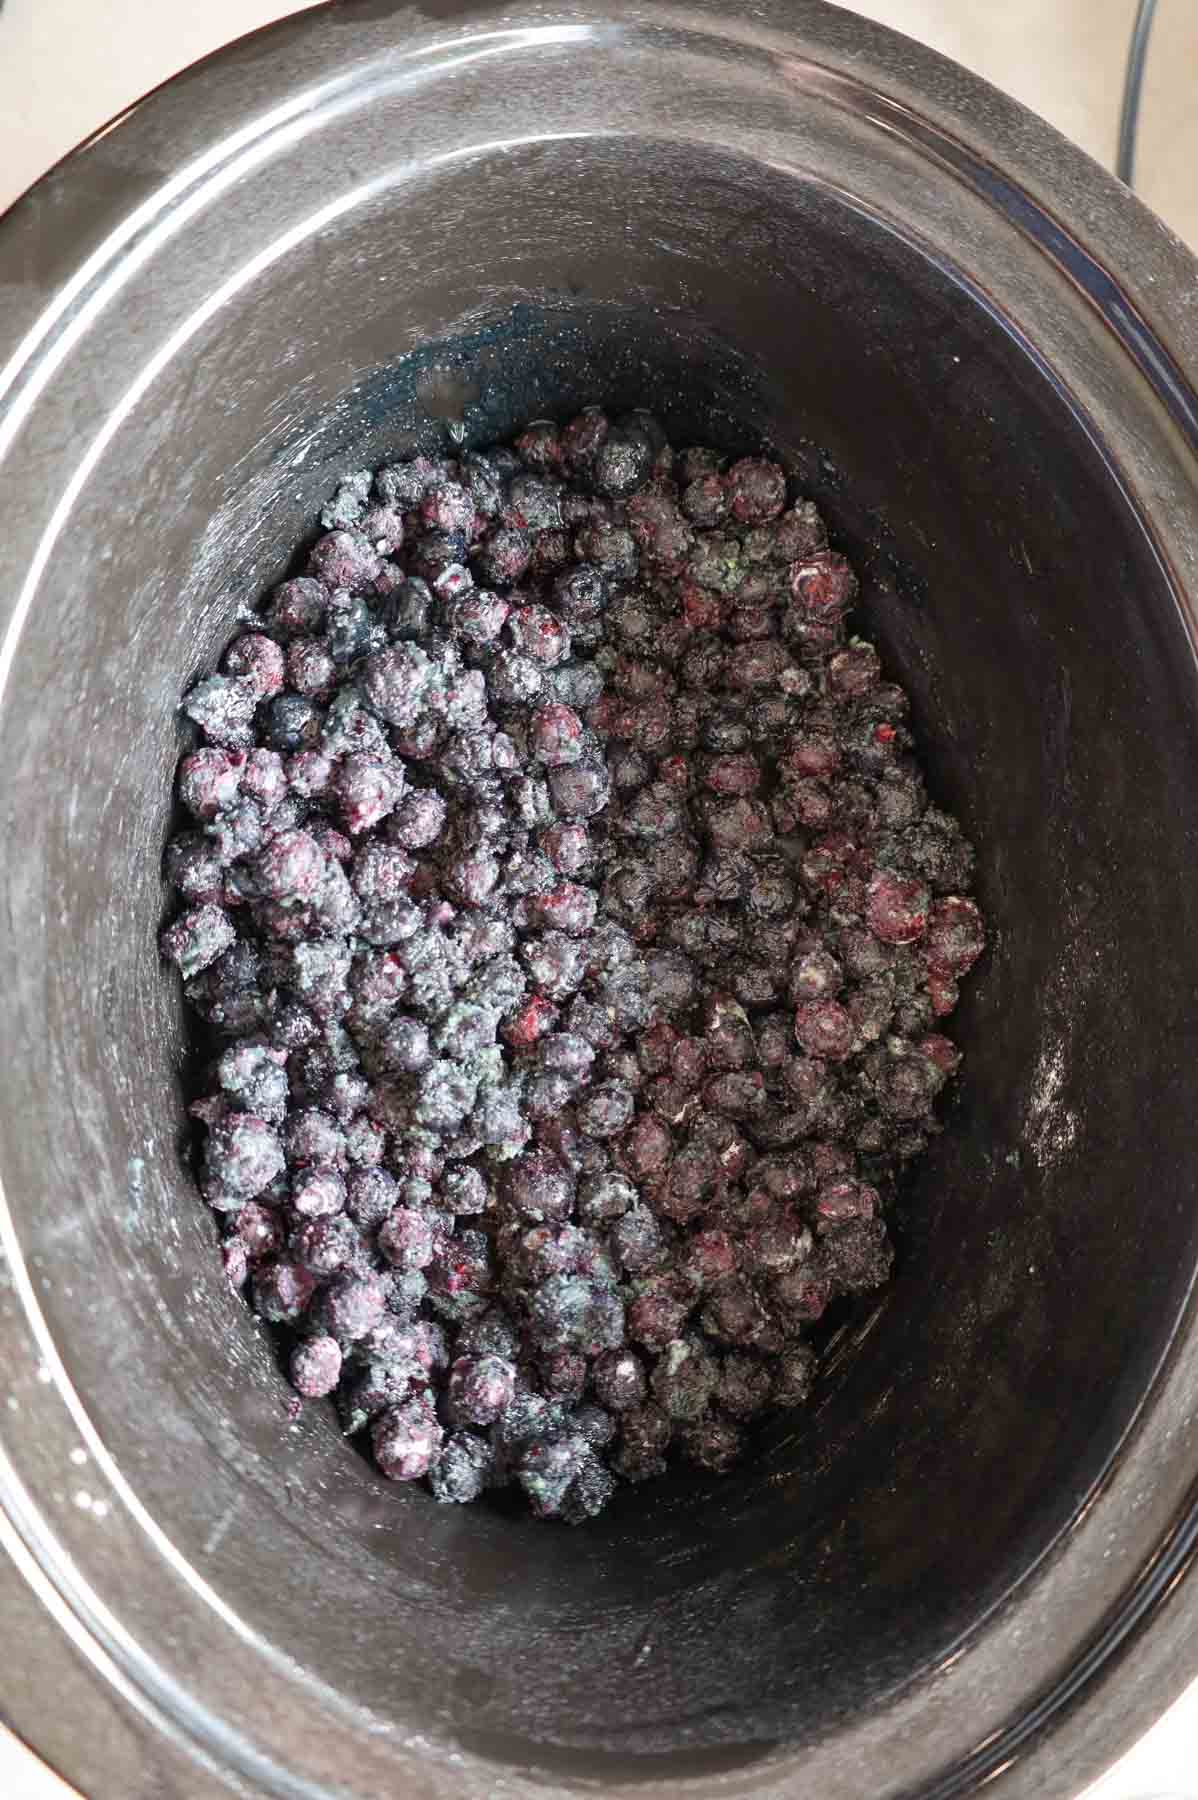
left=162, top=412, right=984, bottom=1522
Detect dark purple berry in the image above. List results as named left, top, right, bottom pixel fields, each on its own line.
left=794, top=999, right=854, bottom=1062
left=429, top=1430, right=493, bottom=1503
left=233, top=1200, right=284, bottom=1260
left=265, top=577, right=326, bottom=639
left=613, top=1404, right=670, bottom=1483
left=529, top=1275, right=624, bottom=1355
left=204, top=1112, right=285, bottom=1204
left=160, top=903, right=236, bottom=979
left=475, top=526, right=531, bottom=588
left=253, top=1259, right=318, bottom=1323
left=308, top=529, right=382, bottom=592
left=291, top=1166, right=346, bottom=1218
left=317, top=1272, right=387, bottom=1342
left=679, top=1415, right=744, bottom=1472
left=866, top=870, right=931, bottom=945
left=372, top=1396, right=442, bottom=1482
left=925, top=895, right=985, bottom=975
left=502, top=1148, right=574, bottom=1222
left=378, top=1206, right=437, bottom=1269
left=593, top=1348, right=647, bottom=1412
left=448, top=1354, right=517, bottom=1426
left=290, top=1335, right=343, bottom=1398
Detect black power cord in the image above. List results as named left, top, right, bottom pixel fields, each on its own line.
left=1117, top=0, right=1160, bottom=187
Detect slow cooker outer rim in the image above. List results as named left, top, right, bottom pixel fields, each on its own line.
left=2, top=3, right=1198, bottom=1798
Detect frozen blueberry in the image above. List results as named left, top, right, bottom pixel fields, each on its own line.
left=529, top=1275, right=624, bottom=1355
left=161, top=903, right=236, bottom=979
left=317, top=1272, right=387, bottom=1342
left=291, top=1166, right=347, bottom=1218
left=513, top=420, right=563, bottom=470
left=178, top=748, right=246, bottom=820
left=337, top=753, right=402, bottom=835
left=521, top=931, right=587, bottom=1000
left=560, top=1447, right=617, bottom=1523
left=286, top=1108, right=346, bottom=1169
left=457, top=1305, right=521, bottom=1362
left=388, top=788, right=447, bottom=850
left=264, top=577, right=327, bottom=639
left=290, top=1335, right=343, bottom=1399
left=448, top=1354, right=517, bottom=1426
left=475, top=526, right=531, bottom=588
left=725, top=456, right=787, bottom=524
left=794, top=1000, right=855, bottom=1062
left=502, top=1148, right=574, bottom=1222
left=372, top=1396, right=443, bottom=1482
left=700, top=1277, right=765, bottom=1347
left=442, top=1165, right=488, bottom=1215
left=613, top=1404, right=671, bottom=1483
left=204, top=1112, right=284, bottom=1203
left=429, top=1430, right=494, bottom=1504
left=650, top=1336, right=718, bottom=1421
left=308, top=529, right=382, bottom=592
left=263, top=693, right=323, bottom=753
left=577, top=1082, right=634, bottom=1139
left=592, top=424, right=653, bottom=497
left=547, top=758, right=610, bottom=820
left=717, top=1353, right=773, bottom=1419
left=678, top=1414, right=744, bottom=1473
left=528, top=702, right=585, bottom=767
left=866, top=870, right=931, bottom=946
left=375, top=1204, right=435, bottom=1270
left=516, top=1433, right=583, bottom=1518
left=925, top=895, right=985, bottom=975
left=253, top=1259, right=318, bottom=1323
left=182, top=673, right=259, bottom=749
left=487, top=650, right=543, bottom=708
left=231, top=1198, right=283, bottom=1262
left=593, top=1348, right=647, bottom=1412
left=290, top=1214, right=367, bottom=1276
left=379, top=1015, right=431, bottom=1075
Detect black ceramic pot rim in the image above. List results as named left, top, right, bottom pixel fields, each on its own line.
left=2, top=4, right=1198, bottom=1798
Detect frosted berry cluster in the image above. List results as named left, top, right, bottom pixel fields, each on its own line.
left=161, top=408, right=984, bottom=1521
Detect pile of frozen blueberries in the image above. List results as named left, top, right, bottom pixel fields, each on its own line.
left=160, top=407, right=985, bottom=1523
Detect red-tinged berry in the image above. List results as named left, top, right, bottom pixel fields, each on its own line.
left=178, top=747, right=245, bottom=819
left=928, top=968, right=960, bottom=1016
left=788, top=551, right=857, bottom=615
left=828, top=641, right=881, bottom=698
left=448, top=1354, right=517, bottom=1426
left=372, top=1396, right=442, bottom=1481
left=794, top=1000, right=854, bottom=1062
left=702, top=752, right=760, bottom=795
left=680, top=581, right=726, bottom=630
left=290, top=1335, right=343, bottom=1398
left=816, top=1179, right=879, bottom=1224
left=160, top=903, right=236, bottom=979
left=725, top=456, right=786, bottom=524
left=866, top=870, right=931, bottom=945
left=224, top=632, right=285, bottom=697
left=926, top=895, right=985, bottom=975
left=529, top=702, right=584, bottom=766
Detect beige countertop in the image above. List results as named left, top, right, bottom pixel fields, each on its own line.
left=1, top=2, right=1195, bottom=1795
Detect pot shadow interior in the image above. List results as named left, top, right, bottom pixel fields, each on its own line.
left=9, top=138, right=1198, bottom=1778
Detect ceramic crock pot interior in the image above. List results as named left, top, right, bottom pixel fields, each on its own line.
left=4, top=7, right=1198, bottom=1794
